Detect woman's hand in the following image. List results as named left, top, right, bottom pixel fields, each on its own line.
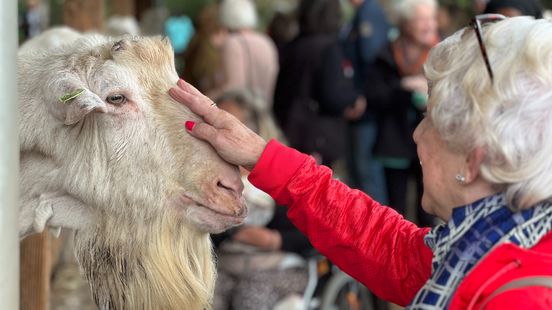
left=344, top=96, right=367, bottom=120
left=169, top=79, right=267, bottom=171
left=401, top=75, right=428, bottom=94
left=232, top=226, right=282, bottom=250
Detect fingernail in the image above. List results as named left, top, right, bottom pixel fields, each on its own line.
left=185, top=121, right=195, bottom=131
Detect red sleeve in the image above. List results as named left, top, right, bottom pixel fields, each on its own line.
left=484, top=288, right=552, bottom=309
left=249, top=140, right=433, bottom=306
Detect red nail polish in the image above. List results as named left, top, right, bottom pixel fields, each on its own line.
left=185, top=121, right=195, bottom=131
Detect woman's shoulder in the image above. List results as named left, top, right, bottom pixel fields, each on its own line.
left=481, top=287, right=552, bottom=310
left=449, top=231, right=552, bottom=309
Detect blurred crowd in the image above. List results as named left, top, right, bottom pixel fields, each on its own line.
left=179, top=0, right=548, bottom=231
left=18, top=0, right=550, bottom=309
left=180, top=1, right=549, bottom=309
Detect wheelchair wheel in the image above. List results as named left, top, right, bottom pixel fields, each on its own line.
left=319, top=270, right=375, bottom=310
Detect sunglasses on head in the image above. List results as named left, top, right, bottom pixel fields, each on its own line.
left=470, top=14, right=507, bottom=84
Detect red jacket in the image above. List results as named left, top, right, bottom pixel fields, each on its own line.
left=249, top=140, right=552, bottom=308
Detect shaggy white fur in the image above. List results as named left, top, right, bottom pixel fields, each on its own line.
left=18, top=34, right=246, bottom=309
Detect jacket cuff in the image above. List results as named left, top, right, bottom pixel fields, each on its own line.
left=248, top=139, right=308, bottom=205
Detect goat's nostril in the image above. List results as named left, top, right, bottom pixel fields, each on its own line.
left=217, top=181, right=231, bottom=191
left=217, top=180, right=241, bottom=198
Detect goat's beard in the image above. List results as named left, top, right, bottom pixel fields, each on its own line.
left=74, top=210, right=216, bottom=310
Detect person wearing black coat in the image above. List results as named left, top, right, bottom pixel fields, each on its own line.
left=484, top=0, right=543, bottom=18
left=364, top=0, right=439, bottom=227
left=273, top=0, right=364, bottom=167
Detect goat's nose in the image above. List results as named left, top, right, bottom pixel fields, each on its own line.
left=216, top=173, right=244, bottom=200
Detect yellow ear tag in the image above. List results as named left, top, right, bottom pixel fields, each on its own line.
left=59, top=88, right=85, bottom=104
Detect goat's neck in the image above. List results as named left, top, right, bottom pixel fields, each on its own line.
left=74, top=213, right=215, bottom=310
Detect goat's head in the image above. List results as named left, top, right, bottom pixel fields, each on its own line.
left=18, top=35, right=247, bottom=309
left=20, top=35, right=247, bottom=234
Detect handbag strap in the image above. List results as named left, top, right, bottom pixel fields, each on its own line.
left=480, top=276, right=552, bottom=309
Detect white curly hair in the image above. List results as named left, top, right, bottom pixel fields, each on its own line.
left=393, top=0, right=438, bottom=24
left=425, top=16, right=552, bottom=209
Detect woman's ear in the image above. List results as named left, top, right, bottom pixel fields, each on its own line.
left=464, top=146, right=487, bottom=183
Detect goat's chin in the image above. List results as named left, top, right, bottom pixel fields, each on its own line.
left=74, top=211, right=216, bottom=310
left=186, top=205, right=246, bottom=233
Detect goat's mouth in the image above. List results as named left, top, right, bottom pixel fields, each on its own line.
left=177, top=194, right=247, bottom=233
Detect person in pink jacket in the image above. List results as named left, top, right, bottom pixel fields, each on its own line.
left=207, top=0, right=279, bottom=109
left=170, top=16, right=552, bottom=309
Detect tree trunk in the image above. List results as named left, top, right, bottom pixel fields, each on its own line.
left=63, top=0, right=104, bottom=32
left=112, top=0, right=135, bottom=16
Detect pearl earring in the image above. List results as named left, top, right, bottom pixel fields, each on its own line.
left=455, top=174, right=466, bottom=184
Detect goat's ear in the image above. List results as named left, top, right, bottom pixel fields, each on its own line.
left=62, top=88, right=107, bottom=125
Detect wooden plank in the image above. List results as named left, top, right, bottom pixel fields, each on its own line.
left=20, top=232, right=51, bottom=310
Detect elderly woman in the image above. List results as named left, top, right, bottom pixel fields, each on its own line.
left=171, top=16, right=552, bottom=308
left=366, top=0, right=438, bottom=226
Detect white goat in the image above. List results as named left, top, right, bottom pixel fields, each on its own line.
left=18, top=34, right=246, bottom=309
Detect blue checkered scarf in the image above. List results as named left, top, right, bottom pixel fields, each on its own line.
left=407, top=193, right=552, bottom=309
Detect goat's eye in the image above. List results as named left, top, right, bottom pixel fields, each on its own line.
left=106, top=94, right=127, bottom=105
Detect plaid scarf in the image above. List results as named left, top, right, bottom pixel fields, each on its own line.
left=407, top=193, right=552, bottom=309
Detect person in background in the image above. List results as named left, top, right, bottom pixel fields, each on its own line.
left=341, top=0, right=390, bottom=203
left=165, top=13, right=194, bottom=55
left=139, top=6, right=170, bottom=36
left=165, top=13, right=194, bottom=73
left=273, top=0, right=366, bottom=168
left=182, top=4, right=226, bottom=95
left=364, top=0, right=438, bottom=227
left=267, top=10, right=299, bottom=62
left=472, top=0, right=490, bottom=14
left=436, top=5, right=453, bottom=39
left=105, top=15, right=141, bottom=37
left=211, top=90, right=312, bottom=310
left=23, top=0, right=48, bottom=39
left=209, top=0, right=279, bottom=108
left=484, top=0, right=543, bottom=18
left=172, top=15, right=552, bottom=308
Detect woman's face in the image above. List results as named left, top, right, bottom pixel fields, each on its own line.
left=403, top=4, right=438, bottom=46
left=413, top=111, right=465, bottom=220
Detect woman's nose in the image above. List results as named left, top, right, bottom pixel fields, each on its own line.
left=413, top=122, right=422, bottom=144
